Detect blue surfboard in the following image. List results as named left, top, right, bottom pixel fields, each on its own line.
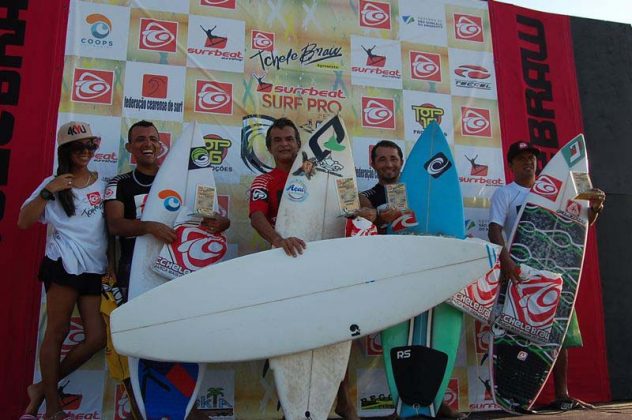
left=381, top=121, right=465, bottom=417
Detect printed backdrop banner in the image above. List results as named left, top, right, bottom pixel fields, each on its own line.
left=3, top=0, right=608, bottom=418
left=489, top=0, right=610, bottom=404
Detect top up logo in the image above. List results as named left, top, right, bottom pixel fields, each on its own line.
left=359, top=0, right=391, bottom=30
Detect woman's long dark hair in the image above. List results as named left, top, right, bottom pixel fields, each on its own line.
left=56, top=143, right=76, bottom=217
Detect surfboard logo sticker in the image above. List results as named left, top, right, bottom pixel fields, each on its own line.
left=391, top=211, right=418, bottom=232
left=565, top=200, right=582, bottom=217
left=285, top=180, right=308, bottom=202
left=159, top=189, right=183, bottom=211
left=532, top=175, right=562, bottom=202
left=424, top=152, right=452, bottom=178
left=190, top=147, right=211, bottom=168
left=170, top=226, right=227, bottom=271
left=250, top=188, right=267, bottom=201
left=562, top=137, right=585, bottom=167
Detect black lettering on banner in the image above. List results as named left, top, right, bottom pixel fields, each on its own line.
left=0, top=0, right=29, bottom=234
left=517, top=14, right=558, bottom=166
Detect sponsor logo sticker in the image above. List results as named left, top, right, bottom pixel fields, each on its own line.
left=286, top=180, right=308, bottom=202
left=424, top=152, right=452, bottom=178
left=87, top=191, right=102, bottom=206
left=158, top=189, right=182, bottom=211
left=532, top=175, right=563, bottom=202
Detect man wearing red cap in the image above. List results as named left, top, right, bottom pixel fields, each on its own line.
left=488, top=140, right=606, bottom=410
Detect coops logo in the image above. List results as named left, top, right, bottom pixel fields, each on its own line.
left=195, top=81, right=233, bottom=114
left=359, top=0, right=391, bottom=30
left=87, top=13, right=111, bottom=39
left=532, top=175, right=562, bottom=202
left=410, top=51, right=441, bottom=82
left=139, top=18, right=178, bottom=52
left=251, top=30, right=274, bottom=51
left=454, top=14, right=483, bottom=42
left=361, top=97, right=395, bottom=129
left=72, top=68, right=113, bottom=104
left=461, top=106, right=491, bottom=137
left=158, top=189, right=182, bottom=211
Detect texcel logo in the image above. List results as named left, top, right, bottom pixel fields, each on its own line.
left=361, top=97, right=395, bottom=129
left=72, top=68, right=113, bottom=104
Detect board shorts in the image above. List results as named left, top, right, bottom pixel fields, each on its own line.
left=562, top=309, right=583, bottom=348
left=38, top=257, right=103, bottom=296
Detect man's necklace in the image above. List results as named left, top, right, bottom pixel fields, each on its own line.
left=132, top=169, right=153, bottom=187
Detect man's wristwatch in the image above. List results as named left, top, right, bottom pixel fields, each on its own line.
left=39, top=188, right=55, bottom=201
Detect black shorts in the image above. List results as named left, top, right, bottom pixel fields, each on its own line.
left=38, top=257, right=103, bottom=296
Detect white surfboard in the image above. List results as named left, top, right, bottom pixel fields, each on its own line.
left=111, top=235, right=500, bottom=363
left=271, top=115, right=356, bottom=420
left=127, top=122, right=214, bottom=419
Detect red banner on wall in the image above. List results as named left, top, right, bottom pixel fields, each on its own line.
left=0, top=1, right=70, bottom=417
left=489, top=0, right=610, bottom=404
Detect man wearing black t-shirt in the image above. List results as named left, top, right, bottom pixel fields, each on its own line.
left=104, top=121, right=176, bottom=298
left=359, top=140, right=405, bottom=232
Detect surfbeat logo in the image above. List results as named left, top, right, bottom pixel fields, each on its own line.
left=359, top=0, right=391, bottom=30
left=158, top=189, right=182, bottom=211
left=507, top=272, right=563, bottom=329
left=195, top=81, right=233, bottom=114
left=170, top=226, right=227, bottom=271
left=444, top=379, right=459, bottom=410
left=139, top=19, right=178, bottom=52
left=61, top=317, right=84, bottom=357
left=475, top=320, right=491, bottom=353
left=461, top=107, right=491, bottom=137
left=361, top=97, right=395, bottom=129
left=454, top=14, right=484, bottom=42
left=251, top=30, right=274, bottom=52
left=200, top=0, right=236, bottom=9
left=532, top=175, right=562, bottom=202
left=424, top=152, right=452, bottom=178
left=72, top=68, right=113, bottom=104
left=409, top=51, right=441, bottom=82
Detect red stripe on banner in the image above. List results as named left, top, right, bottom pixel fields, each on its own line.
left=0, top=1, right=70, bottom=417
left=489, top=0, right=610, bottom=404
left=166, top=364, right=197, bottom=397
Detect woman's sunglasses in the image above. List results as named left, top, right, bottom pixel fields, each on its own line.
left=70, top=138, right=101, bottom=153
